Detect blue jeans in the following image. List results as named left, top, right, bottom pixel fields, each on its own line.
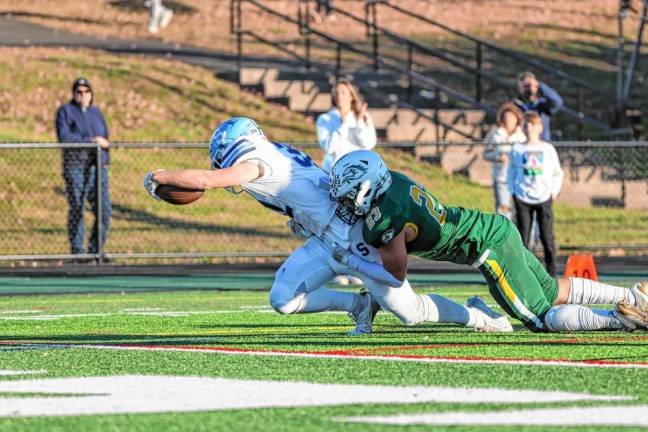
left=63, top=163, right=111, bottom=255
left=493, top=180, right=513, bottom=221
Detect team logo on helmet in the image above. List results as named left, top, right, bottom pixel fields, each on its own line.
left=341, top=164, right=368, bottom=185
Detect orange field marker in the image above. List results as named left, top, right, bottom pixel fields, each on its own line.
left=564, top=254, right=599, bottom=281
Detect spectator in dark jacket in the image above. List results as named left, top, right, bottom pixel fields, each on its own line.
left=514, top=71, right=563, bottom=141
left=56, top=77, right=111, bottom=258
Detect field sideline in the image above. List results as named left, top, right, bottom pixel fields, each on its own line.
left=1, top=278, right=647, bottom=431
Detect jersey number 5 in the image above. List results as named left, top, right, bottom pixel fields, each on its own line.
left=409, top=185, right=446, bottom=226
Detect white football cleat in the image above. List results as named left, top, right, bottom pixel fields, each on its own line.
left=466, top=296, right=501, bottom=319
left=631, top=281, right=648, bottom=312
left=468, top=307, right=514, bottom=332
left=466, top=296, right=513, bottom=333
left=614, top=300, right=648, bottom=331
left=348, top=291, right=373, bottom=336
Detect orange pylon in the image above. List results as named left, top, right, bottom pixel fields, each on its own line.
left=564, top=254, right=599, bottom=281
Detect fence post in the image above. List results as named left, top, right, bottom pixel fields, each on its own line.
left=236, top=0, right=242, bottom=85
left=371, top=2, right=379, bottom=71
left=96, top=142, right=104, bottom=265
left=434, top=89, right=441, bottom=141
left=577, top=87, right=584, bottom=140
left=475, top=41, right=482, bottom=103
left=364, top=0, right=370, bottom=37
left=407, top=42, right=413, bottom=104
left=304, top=0, right=311, bottom=71
left=336, top=44, right=341, bottom=80
left=229, top=0, right=235, bottom=34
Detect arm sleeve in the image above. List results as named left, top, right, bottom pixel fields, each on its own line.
left=55, top=107, right=86, bottom=143
left=483, top=129, right=499, bottom=161
left=539, top=83, right=563, bottom=115
left=346, top=253, right=404, bottom=288
left=100, top=110, right=109, bottom=140
left=352, top=113, right=377, bottom=150
left=550, top=147, right=564, bottom=198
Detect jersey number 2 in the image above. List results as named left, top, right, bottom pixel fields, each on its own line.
left=409, top=185, right=446, bottom=226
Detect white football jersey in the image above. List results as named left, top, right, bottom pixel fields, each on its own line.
left=221, top=136, right=352, bottom=248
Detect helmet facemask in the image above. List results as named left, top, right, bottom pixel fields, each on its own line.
left=332, top=180, right=373, bottom=224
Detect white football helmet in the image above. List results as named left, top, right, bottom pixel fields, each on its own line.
left=329, top=150, right=392, bottom=224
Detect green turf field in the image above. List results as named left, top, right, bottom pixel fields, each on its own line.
left=1, top=277, right=647, bottom=431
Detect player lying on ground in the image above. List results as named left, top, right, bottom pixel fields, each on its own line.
left=144, top=117, right=512, bottom=335
left=328, top=150, right=648, bottom=332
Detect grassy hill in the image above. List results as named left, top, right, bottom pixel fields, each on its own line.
left=1, top=47, right=646, bottom=261
left=0, top=47, right=315, bottom=143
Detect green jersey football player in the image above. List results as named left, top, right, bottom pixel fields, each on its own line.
left=329, top=150, right=648, bottom=332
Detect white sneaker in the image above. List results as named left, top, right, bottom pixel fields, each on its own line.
left=631, top=281, right=648, bottom=312
left=614, top=300, right=648, bottom=331
left=466, top=296, right=513, bottom=333
left=348, top=291, right=373, bottom=336
left=159, top=8, right=173, bottom=30
left=333, top=275, right=350, bottom=286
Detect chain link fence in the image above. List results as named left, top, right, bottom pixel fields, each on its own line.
left=2, top=142, right=647, bottom=265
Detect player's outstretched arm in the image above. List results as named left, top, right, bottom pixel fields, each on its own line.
left=332, top=246, right=404, bottom=288
left=153, top=162, right=262, bottom=190
left=378, top=229, right=409, bottom=282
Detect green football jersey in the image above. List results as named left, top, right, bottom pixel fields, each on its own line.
left=363, top=171, right=510, bottom=265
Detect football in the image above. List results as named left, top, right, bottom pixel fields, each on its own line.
left=156, top=184, right=205, bottom=205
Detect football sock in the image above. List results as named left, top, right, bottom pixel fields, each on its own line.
left=426, top=294, right=471, bottom=325
left=544, top=304, right=624, bottom=331
left=568, top=277, right=636, bottom=305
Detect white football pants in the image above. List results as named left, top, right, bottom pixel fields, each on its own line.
left=269, top=229, right=436, bottom=325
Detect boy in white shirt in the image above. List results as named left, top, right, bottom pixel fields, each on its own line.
left=508, top=111, right=564, bottom=276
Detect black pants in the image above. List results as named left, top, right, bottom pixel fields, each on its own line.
left=513, top=196, right=557, bottom=277
left=316, top=0, right=333, bottom=15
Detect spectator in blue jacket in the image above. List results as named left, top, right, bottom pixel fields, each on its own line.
left=513, top=71, right=563, bottom=141
left=56, top=77, right=111, bottom=259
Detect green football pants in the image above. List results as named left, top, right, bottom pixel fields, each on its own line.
left=477, top=224, right=559, bottom=332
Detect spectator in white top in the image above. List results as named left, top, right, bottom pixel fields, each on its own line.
left=508, top=111, right=564, bottom=277
left=317, top=79, right=377, bottom=173
left=483, top=102, right=526, bottom=220
left=147, top=0, right=173, bottom=33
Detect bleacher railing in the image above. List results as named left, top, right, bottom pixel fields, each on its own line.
left=1, top=142, right=647, bottom=265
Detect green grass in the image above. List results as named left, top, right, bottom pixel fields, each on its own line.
left=1, top=281, right=647, bottom=431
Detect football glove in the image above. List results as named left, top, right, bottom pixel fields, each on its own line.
left=287, top=219, right=312, bottom=239
left=144, top=170, right=163, bottom=201
left=332, top=245, right=352, bottom=267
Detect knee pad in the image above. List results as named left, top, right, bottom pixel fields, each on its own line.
left=269, top=281, right=305, bottom=315
left=543, top=305, right=580, bottom=332
left=269, top=293, right=304, bottom=315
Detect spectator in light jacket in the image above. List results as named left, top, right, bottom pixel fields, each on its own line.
left=483, top=102, right=526, bottom=220
left=508, top=111, right=564, bottom=277
left=514, top=71, right=563, bottom=141
left=56, top=77, right=111, bottom=258
left=316, top=79, right=377, bottom=173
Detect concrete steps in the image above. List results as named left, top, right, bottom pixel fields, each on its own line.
left=231, top=67, right=489, bottom=143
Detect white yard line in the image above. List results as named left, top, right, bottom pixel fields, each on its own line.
left=0, top=370, right=47, bottom=376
